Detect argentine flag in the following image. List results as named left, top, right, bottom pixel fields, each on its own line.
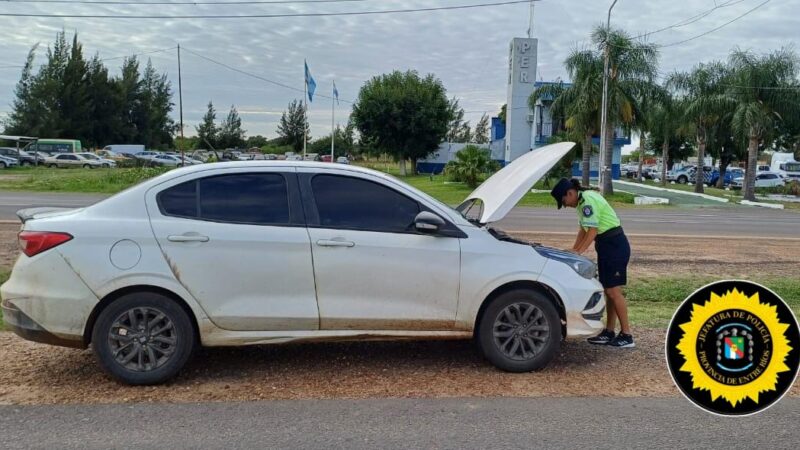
left=333, top=81, right=339, bottom=105
left=305, top=60, right=316, bottom=103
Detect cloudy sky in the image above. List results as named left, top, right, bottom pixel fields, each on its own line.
left=0, top=0, right=796, bottom=142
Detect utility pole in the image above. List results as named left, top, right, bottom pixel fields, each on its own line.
left=177, top=44, right=185, bottom=165
left=599, top=0, right=618, bottom=194
left=303, top=67, right=308, bottom=158
left=330, top=84, right=335, bottom=161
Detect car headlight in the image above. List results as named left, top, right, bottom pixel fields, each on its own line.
left=534, top=246, right=597, bottom=279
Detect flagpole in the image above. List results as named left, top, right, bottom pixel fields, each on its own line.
left=331, top=83, right=335, bottom=161
left=303, top=69, right=308, bottom=158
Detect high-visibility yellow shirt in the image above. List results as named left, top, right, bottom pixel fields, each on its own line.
left=577, top=190, right=621, bottom=234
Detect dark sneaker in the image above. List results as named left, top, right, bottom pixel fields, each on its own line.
left=587, top=329, right=615, bottom=345
left=609, top=333, right=635, bottom=348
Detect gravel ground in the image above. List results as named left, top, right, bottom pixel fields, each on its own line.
left=1, top=223, right=798, bottom=405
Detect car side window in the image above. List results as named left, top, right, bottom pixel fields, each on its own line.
left=310, top=174, right=420, bottom=233
left=157, top=173, right=290, bottom=225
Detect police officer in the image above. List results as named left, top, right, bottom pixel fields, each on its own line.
left=550, top=178, right=634, bottom=348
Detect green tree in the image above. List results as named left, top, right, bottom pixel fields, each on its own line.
left=668, top=62, right=729, bottom=193
left=446, top=97, right=466, bottom=142
left=308, top=126, right=354, bottom=157
left=592, top=26, right=659, bottom=194
left=474, top=114, right=490, bottom=144
left=532, top=54, right=601, bottom=187
left=195, top=101, right=218, bottom=149
left=4, top=45, right=41, bottom=136
left=647, top=92, right=686, bottom=185
left=498, top=104, right=507, bottom=124
left=276, top=99, right=309, bottom=153
left=246, top=135, right=269, bottom=148
left=445, top=145, right=498, bottom=188
left=727, top=48, right=800, bottom=201
left=218, top=105, right=246, bottom=149
left=352, top=70, right=451, bottom=175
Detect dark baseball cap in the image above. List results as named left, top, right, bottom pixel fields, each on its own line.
left=550, top=177, right=573, bottom=209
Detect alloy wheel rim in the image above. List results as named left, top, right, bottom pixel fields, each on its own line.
left=492, top=302, right=550, bottom=361
left=108, top=307, right=177, bottom=372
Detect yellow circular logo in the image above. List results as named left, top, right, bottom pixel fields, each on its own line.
left=666, top=280, right=800, bottom=415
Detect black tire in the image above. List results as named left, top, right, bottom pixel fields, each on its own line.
left=0, top=162, right=6, bottom=169
left=48, top=164, right=58, bottom=168
left=477, top=289, right=561, bottom=372
left=677, top=175, right=687, bottom=184
left=91, top=292, right=196, bottom=385
left=83, top=164, right=92, bottom=169
left=21, top=161, right=32, bottom=167
left=102, top=163, right=110, bottom=168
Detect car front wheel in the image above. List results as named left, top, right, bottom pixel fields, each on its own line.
left=477, top=289, right=561, bottom=372
left=677, top=175, right=687, bottom=184
left=92, top=292, right=196, bottom=385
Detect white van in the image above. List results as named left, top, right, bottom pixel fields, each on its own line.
left=103, top=145, right=145, bottom=155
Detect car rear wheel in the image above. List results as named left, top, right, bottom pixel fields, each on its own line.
left=0, top=162, right=6, bottom=169
left=48, top=164, right=58, bottom=168
left=92, top=292, right=195, bottom=385
left=677, top=175, right=688, bottom=184
left=21, top=161, right=31, bottom=167
left=477, top=289, right=561, bottom=372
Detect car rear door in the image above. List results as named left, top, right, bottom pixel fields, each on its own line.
left=298, top=168, right=462, bottom=331
left=146, top=167, right=319, bottom=331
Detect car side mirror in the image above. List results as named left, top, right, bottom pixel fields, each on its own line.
left=414, top=211, right=446, bottom=234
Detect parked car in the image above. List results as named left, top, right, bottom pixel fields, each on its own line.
left=667, top=165, right=695, bottom=184
left=731, top=172, right=785, bottom=189
left=709, top=167, right=744, bottom=186
left=0, top=154, right=19, bottom=169
left=134, top=151, right=161, bottom=161
left=0, top=147, right=45, bottom=166
left=45, top=153, right=104, bottom=169
left=321, top=155, right=333, bottom=163
left=103, top=144, right=145, bottom=155
left=1, top=142, right=605, bottom=385
left=336, top=156, right=350, bottom=165
left=688, top=166, right=715, bottom=186
left=95, top=150, right=131, bottom=163
left=77, top=153, right=117, bottom=168
left=304, top=153, right=321, bottom=161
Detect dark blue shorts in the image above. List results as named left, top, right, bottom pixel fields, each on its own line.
left=594, top=228, right=630, bottom=289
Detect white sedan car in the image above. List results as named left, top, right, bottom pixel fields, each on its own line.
left=2, top=142, right=604, bottom=385
left=730, top=172, right=785, bottom=189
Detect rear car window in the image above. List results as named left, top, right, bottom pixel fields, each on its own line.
left=311, top=174, right=420, bottom=232
left=158, top=173, right=290, bottom=225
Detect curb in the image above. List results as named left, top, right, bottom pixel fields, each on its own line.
left=739, top=200, right=784, bottom=209
left=614, top=180, right=729, bottom=203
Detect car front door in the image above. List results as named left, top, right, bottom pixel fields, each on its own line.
left=146, top=168, right=319, bottom=331
left=299, top=169, right=462, bottom=331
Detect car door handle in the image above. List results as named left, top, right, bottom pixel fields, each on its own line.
left=167, top=234, right=210, bottom=243
left=316, top=239, right=355, bottom=248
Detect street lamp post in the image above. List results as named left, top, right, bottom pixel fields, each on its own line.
left=599, top=0, right=618, bottom=194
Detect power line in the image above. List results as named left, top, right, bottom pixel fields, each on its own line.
left=1, top=0, right=370, bottom=4
left=632, top=0, right=748, bottom=40
left=0, top=0, right=531, bottom=18
left=180, top=46, right=352, bottom=103
left=0, top=45, right=177, bottom=70
left=606, top=0, right=771, bottom=50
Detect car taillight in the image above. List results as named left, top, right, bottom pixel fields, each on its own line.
left=18, top=231, right=73, bottom=257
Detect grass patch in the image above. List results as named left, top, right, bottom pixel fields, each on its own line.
left=625, top=276, right=800, bottom=328
left=0, top=167, right=169, bottom=194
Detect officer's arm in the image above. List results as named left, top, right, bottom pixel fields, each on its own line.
left=571, top=227, right=586, bottom=251
left=574, top=227, right=598, bottom=255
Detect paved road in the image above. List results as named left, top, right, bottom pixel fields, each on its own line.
left=1, top=397, right=798, bottom=449
left=0, top=191, right=797, bottom=238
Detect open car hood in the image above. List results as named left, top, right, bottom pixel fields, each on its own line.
left=457, top=142, right=575, bottom=224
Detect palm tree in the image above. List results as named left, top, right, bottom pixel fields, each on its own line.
left=727, top=48, right=800, bottom=201
left=667, top=62, right=729, bottom=193
left=647, top=92, right=690, bottom=186
left=530, top=60, right=600, bottom=187
left=445, top=145, right=499, bottom=188
left=591, top=26, right=659, bottom=194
